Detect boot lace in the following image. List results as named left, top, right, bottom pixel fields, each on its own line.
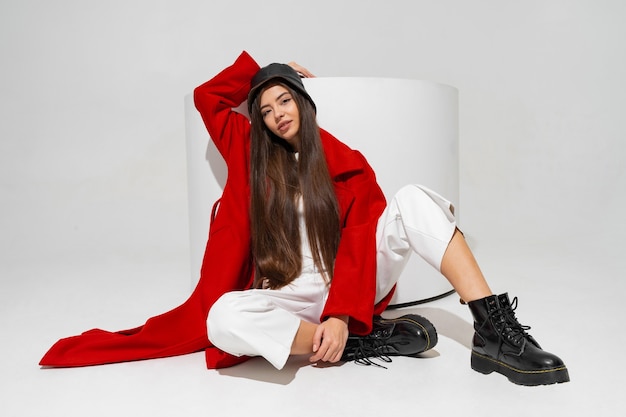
left=349, top=336, right=393, bottom=369
left=492, top=296, right=532, bottom=350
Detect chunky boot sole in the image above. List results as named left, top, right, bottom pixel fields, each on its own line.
left=471, top=351, right=570, bottom=386
left=379, top=314, right=438, bottom=354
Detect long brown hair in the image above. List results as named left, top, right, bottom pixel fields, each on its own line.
left=249, top=82, right=340, bottom=289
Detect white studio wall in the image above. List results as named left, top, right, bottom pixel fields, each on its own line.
left=1, top=0, right=624, bottom=282
left=185, top=78, right=458, bottom=303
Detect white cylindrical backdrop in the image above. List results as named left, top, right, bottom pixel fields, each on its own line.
left=184, top=77, right=458, bottom=305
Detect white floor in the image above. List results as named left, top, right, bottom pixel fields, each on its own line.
left=1, top=230, right=624, bottom=417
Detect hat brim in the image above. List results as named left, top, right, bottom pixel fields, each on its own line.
left=247, top=72, right=315, bottom=113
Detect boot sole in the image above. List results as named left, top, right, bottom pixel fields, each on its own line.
left=378, top=314, right=438, bottom=354
left=471, top=351, right=570, bottom=386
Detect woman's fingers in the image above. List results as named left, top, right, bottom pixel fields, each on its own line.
left=287, top=61, right=315, bottom=78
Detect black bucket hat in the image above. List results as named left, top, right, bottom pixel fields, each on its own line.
left=247, top=63, right=316, bottom=113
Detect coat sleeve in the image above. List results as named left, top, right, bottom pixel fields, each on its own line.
left=321, top=151, right=387, bottom=335
left=38, top=52, right=261, bottom=370
left=193, top=51, right=259, bottom=162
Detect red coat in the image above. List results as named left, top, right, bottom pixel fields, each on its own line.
left=40, top=51, right=393, bottom=369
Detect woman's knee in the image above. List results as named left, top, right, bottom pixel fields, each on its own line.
left=395, top=184, right=432, bottom=206
left=207, top=291, right=275, bottom=344
left=207, top=292, right=245, bottom=345
left=393, top=184, right=455, bottom=221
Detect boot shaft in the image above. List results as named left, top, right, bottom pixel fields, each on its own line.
left=467, top=293, right=527, bottom=356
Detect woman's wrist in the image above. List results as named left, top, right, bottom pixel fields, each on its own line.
left=329, top=315, right=349, bottom=325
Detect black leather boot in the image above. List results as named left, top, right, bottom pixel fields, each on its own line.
left=468, top=293, right=570, bottom=386
left=341, top=314, right=437, bottom=368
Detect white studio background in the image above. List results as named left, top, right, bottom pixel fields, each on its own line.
left=1, top=0, right=624, bottom=284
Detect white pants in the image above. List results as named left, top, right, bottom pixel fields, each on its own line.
left=207, top=184, right=457, bottom=369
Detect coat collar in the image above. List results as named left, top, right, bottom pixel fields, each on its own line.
left=319, top=128, right=364, bottom=181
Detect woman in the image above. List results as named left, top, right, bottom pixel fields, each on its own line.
left=40, top=51, right=569, bottom=386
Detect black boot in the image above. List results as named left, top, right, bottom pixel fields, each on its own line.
left=468, top=293, right=570, bottom=386
left=341, top=314, right=437, bottom=368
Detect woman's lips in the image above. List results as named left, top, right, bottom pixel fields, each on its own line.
left=277, top=120, right=291, bottom=134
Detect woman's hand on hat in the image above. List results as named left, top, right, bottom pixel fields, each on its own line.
left=288, top=62, right=315, bottom=78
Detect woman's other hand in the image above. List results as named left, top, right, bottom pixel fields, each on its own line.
left=309, top=315, right=349, bottom=364
left=288, top=62, right=315, bottom=78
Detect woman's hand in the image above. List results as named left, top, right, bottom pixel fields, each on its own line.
left=288, top=62, right=315, bottom=78
left=309, top=315, right=349, bottom=364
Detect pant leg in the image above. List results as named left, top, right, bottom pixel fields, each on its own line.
left=207, top=272, right=327, bottom=370
left=375, top=184, right=457, bottom=304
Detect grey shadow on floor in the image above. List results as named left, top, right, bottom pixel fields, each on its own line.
left=217, top=353, right=341, bottom=385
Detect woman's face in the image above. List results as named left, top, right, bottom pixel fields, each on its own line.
left=259, top=84, right=301, bottom=151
